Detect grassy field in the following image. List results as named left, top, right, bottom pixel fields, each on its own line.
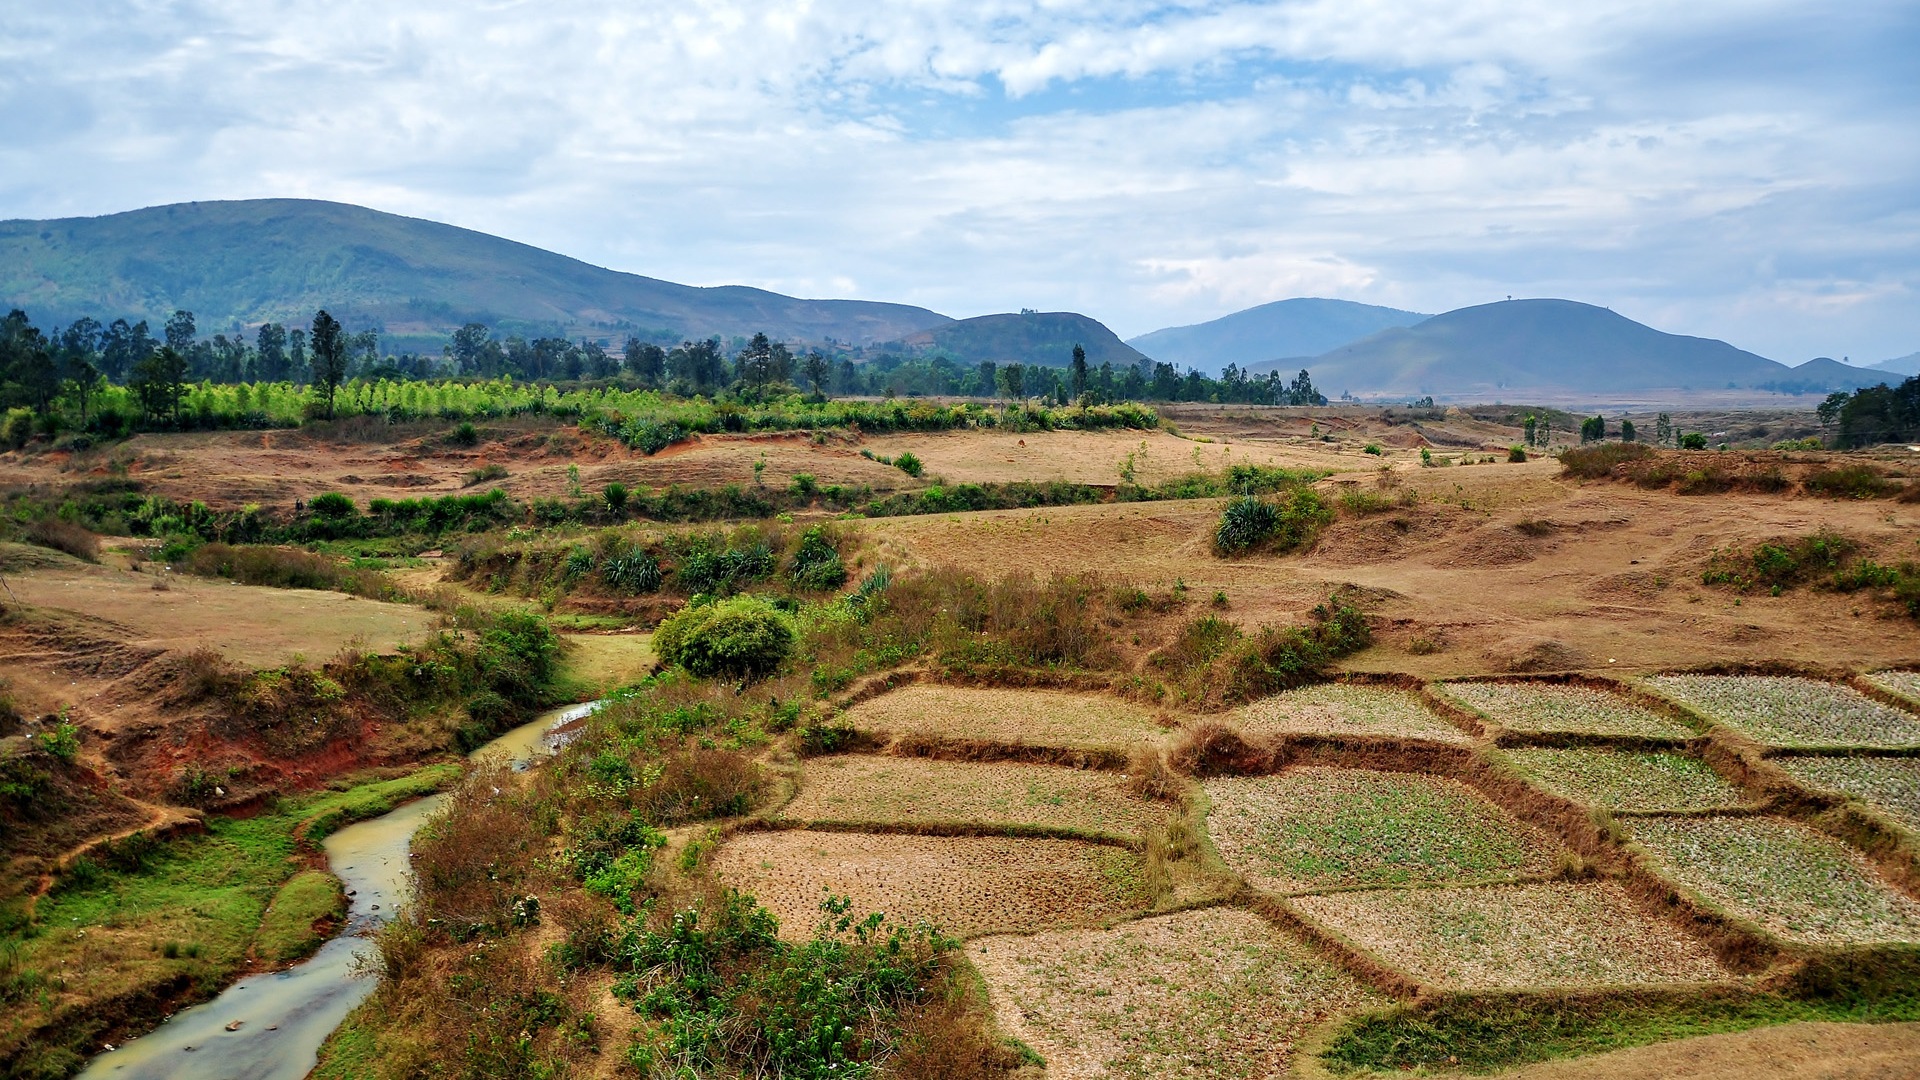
left=1439, top=681, right=1696, bottom=739
left=1235, top=683, right=1471, bottom=744
left=1500, top=748, right=1747, bottom=812
left=250, top=869, right=346, bottom=965
left=1292, top=881, right=1730, bottom=990
left=1642, top=674, right=1920, bottom=749
left=0, top=765, right=455, bottom=1071
left=708, top=831, right=1149, bottom=939
left=973, top=906, right=1384, bottom=1079
left=1204, top=767, right=1559, bottom=893
left=1776, top=756, right=1920, bottom=832
left=1629, top=815, right=1920, bottom=945
left=781, top=754, right=1165, bottom=841
left=840, top=684, right=1170, bottom=752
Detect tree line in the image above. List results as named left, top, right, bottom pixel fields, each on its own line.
left=1818, top=377, right=1920, bottom=447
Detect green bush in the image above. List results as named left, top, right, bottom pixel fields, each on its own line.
left=308, top=492, right=359, bottom=520
left=1213, top=495, right=1279, bottom=555
left=1213, top=487, right=1332, bottom=556
left=602, top=547, right=663, bottom=593
left=449, top=421, right=479, bottom=447
left=1363, top=443, right=1383, bottom=455
left=893, top=451, right=924, bottom=478
left=1508, top=445, right=1528, bottom=463
left=1804, top=464, right=1893, bottom=500
left=654, top=595, right=795, bottom=679
left=788, top=526, right=848, bottom=590
left=1678, top=432, right=1709, bottom=450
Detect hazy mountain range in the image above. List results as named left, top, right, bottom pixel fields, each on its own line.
left=0, top=198, right=1907, bottom=399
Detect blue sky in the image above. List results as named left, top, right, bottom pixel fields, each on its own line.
left=3, top=1, right=1917, bottom=363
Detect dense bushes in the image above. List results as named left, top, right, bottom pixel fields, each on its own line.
left=1212, top=486, right=1332, bottom=556
left=1557, top=441, right=1657, bottom=479
left=654, top=596, right=796, bottom=679
left=1702, top=531, right=1920, bottom=616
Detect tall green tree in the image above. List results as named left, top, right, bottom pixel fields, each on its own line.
left=623, top=338, right=666, bottom=385
left=130, top=346, right=188, bottom=424
left=255, top=322, right=289, bottom=381
left=164, top=309, right=197, bottom=353
left=997, top=362, right=1024, bottom=400
left=801, top=349, right=831, bottom=396
left=1070, top=343, right=1088, bottom=399
left=309, top=309, right=348, bottom=419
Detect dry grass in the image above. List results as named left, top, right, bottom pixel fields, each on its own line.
left=1776, top=756, right=1920, bottom=832
left=1203, top=767, right=1560, bottom=893
left=1643, top=674, right=1920, bottom=749
left=1291, top=881, right=1731, bottom=990
left=1500, top=748, right=1747, bottom=812
left=1439, top=681, right=1696, bottom=739
left=843, top=685, right=1170, bottom=753
left=972, top=906, right=1383, bottom=1079
left=1629, top=815, right=1920, bottom=945
left=709, top=831, right=1147, bottom=940
left=782, top=755, right=1166, bottom=841
left=1235, top=683, right=1470, bottom=743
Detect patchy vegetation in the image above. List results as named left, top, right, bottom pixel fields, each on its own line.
left=1439, top=680, right=1696, bottom=739
left=1499, top=748, right=1746, bottom=811
left=1643, top=674, right=1920, bottom=749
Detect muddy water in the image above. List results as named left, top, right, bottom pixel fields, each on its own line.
left=78, top=701, right=603, bottom=1080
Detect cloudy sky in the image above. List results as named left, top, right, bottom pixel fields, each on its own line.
left=5, top=1, right=1917, bottom=363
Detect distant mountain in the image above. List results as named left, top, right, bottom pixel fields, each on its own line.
left=0, top=199, right=952, bottom=350
left=1271, top=299, right=1814, bottom=398
left=902, top=311, right=1147, bottom=368
left=1127, top=298, right=1428, bottom=374
left=1871, top=351, right=1920, bottom=376
left=1776, top=357, right=1896, bottom=393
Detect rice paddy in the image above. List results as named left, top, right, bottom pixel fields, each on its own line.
left=1642, top=674, right=1920, bottom=749
left=973, top=907, right=1384, bottom=1079
left=708, top=831, right=1148, bottom=939
left=1438, top=681, right=1696, bottom=739
left=1235, top=683, right=1472, bottom=744
left=780, top=754, right=1166, bottom=841
left=840, top=684, right=1170, bottom=752
left=1499, top=748, right=1748, bottom=812
left=1628, top=816, right=1920, bottom=945
left=1776, top=756, right=1920, bottom=833
left=1291, top=881, right=1731, bottom=990
left=1203, top=767, right=1560, bottom=893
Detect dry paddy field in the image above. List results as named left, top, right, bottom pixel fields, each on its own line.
left=1438, top=680, right=1697, bottom=740
left=780, top=755, right=1165, bottom=841
left=1234, top=683, right=1471, bottom=744
left=1204, top=767, right=1560, bottom=893
left=1292, top=881, right=1731, bottom=990
left=1775, top=756, right=1920, bottom=833
left=974, top=906, right=1383, bottom=1080
left=1641, top=674, right=1920, bottom=750
left=840, top=684, right=1171, bottom=754
left=709, top=831, right=1147, bottom=940
left=1866, top=670, right=1920, bottom=709
left=1629, top=816, right=1920, bottom=945
left=1498, top=748, right=1748, bottom=812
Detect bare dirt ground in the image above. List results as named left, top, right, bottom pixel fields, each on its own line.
left=1492, top=1021, right=1920, bottom=1080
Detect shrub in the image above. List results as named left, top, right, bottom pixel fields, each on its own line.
left=603, top=481, right=630, bottom=513
left=449, top=421, right=480, bottom=447
left=788, top=526, right=847, bottom=590
left=1363, top=443, right=1383, bottom=455
left=36, top=721, right=80, bottom=763
left=462, top=462, right=508, bottom=487
left=1804, top=464, right=1893, bottom=500
left=654, top=595, right=795, bottom=679
left=1558, top=441, right=1656, bottom=479
left=894, top=451, right=925, bottom=477
left=24, top=518, right=100, bottom=562
left=1678, top=432, right=1709, bottom=450
left=1213, top=487, right=1331, bottom=557
left=0, top=408, right=33, bottom=450
left=308, top=492, right=358, bottom=520
left=1213, top=495, right=1279, bottom=555
left=788, top=472, right=818, bottom=497
left=1508, top=445, right=1528, bottom=463
left=603, top=547, right=662, bottom=593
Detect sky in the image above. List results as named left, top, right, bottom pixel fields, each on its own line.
left=3, top=1, right=1918, bottom=364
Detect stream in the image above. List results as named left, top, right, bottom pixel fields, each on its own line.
left=77, top=700, right=603, bottom=1080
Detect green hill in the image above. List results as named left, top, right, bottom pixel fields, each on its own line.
left=902, top=312, right=1147, bottom=368
left=1127, top=297, right=1428, bottom=374
left=0, top=199, right=951, bottom=349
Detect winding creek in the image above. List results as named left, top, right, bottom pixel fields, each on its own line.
left=77, top=701, right=603, bottom=1080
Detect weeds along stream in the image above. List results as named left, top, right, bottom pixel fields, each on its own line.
left=72, top=701, right=603, bottom=1080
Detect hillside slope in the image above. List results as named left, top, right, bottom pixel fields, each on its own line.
left=903, top=311, right=1147, bottom=368
left=1128, top=298, right=1428, bottom=374
left=1273, top=299, right=1802, bottom=398
left=0, top=199, right=952, bottom=348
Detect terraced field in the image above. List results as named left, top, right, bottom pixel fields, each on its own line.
left=1438, top=681, right=1695, bottom=739
left=1499, top=748, right=1747, bottom=812
left=780, top=754, right=1165, bottom=840
left=1235, top=683, right=1471, bottom=744
left=709, top=831, right=1148, bottom=939
left=974, top=907, right=1383, bottom=1080
left=1204, top=767, right=1560, bottom=893
left=1629, top=816, right=1920, bottom=945
left=1641, top=674, right=1920, bottom=750
left=840, top=684, right=1170, bottom=752
left=1292, top=881, right=1730, bottom=990
left=1776, top=756, right=1920, bottom=833
left=1865, top=670, right=1920, bottom=708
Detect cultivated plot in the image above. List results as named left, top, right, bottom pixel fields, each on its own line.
left=1235, top=683, right=1471, bottom=744
left=780, top=754, right=1166, bottom=841
left=974, top=906, right=1383, bottom=1080
left=1204, top=767, right=1559, bottom=893
left=1866, top=670, right=1920, bottom=709
left=1500, top=748, right=1746, bottom=812
left=1776, top=756, right=1920, bottom=833
left=1291, top=881, right=1730, bottom=990
left=1629, top=816, right=1920, bottom=945
left=710, top=831, right=1145, bottom=940
left=1642, top=675, right=1920, bottom=750
left=1438, top=681, right=1695, bottom=739
left=840, top=684, right=1168, bottom=753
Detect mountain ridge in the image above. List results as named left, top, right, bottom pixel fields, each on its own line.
left=1126, top=297, right=1428, bottom=375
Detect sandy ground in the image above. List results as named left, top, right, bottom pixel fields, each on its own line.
left=1492, top=1021, right=1920, bottom=1079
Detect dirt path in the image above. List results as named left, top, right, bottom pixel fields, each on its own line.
left=23, top=798, right=202, bottom=913
left=1493, top=1022, right=1920, bottom=1079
